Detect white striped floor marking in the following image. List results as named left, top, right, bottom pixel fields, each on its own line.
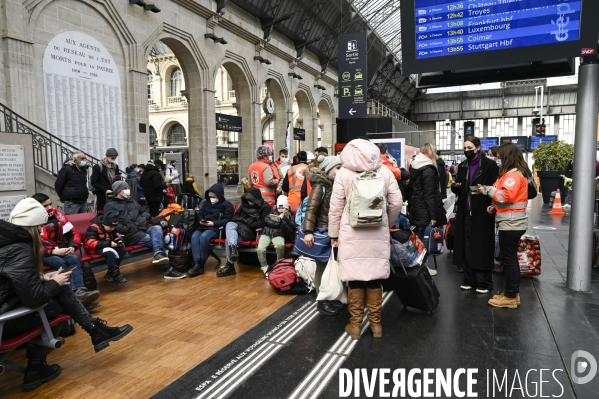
left=288, top=292, right=394, bottom=399
left=196, top=301, right=318, bottom=399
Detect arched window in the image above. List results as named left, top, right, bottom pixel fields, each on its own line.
left=170, top=68, right=182, bottom=97
left=262, top=119, right=274, bottom=142
left=149, top=126, right=157, bottom=146
left=167, top=123, right=187, bottom=146
left=147, top=72, right=153, bottom=99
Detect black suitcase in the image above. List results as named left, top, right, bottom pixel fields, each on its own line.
left=593, top=229, right=599, bottom=267
left=384, top=242, right=440, bottom=315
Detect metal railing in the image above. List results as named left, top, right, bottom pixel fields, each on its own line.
left=0, top=103, right=103, bottom=178
left=167, top=96, right=187, bottom=106
left=367, top=100, right=420, bottom=130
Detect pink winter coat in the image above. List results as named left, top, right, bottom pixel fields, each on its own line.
left=328, top=139, right=402, bottom=282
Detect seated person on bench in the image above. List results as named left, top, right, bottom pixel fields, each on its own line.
left=103, top=181, right=185, bottom=280
left=84, top=210, right=128, bottom=285
left=1, top=198, right=133, bottom=392
left=32, top=194, right=100, bottom=310
left=217, top=188, right=271, bottom=278
left=257, top=195, right=297, bottom=276
left=188, top=184, right=232, bottom=277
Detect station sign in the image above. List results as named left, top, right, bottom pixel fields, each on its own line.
left=338, top=31, right=368, bottom=119
left=216, top=113, right=242, bottom=132
left=293, top=128, right=306, bottom=141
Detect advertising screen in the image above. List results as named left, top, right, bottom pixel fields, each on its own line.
left=529, top=135, right=557, bottom=151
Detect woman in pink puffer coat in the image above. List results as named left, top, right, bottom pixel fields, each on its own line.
left=329, top=139, right=402, bottom=340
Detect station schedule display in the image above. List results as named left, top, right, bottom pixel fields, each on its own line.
left=414, top=0, right=581, bottom=60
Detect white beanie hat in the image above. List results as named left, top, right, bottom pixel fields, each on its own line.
left=276, top=195, right=289, bottom=209
left=306, top=151, right=315, bottom=163
left=9, top=198, right=48, bottom=227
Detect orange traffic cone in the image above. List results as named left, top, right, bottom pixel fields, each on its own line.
left=549, top=189, right=565, bottom=215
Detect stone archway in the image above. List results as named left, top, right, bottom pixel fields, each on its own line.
left=262, top=77, right=288, bottom=155
left=318, top=98, right=334, bottom=152
left=144, top=26, right=211, bottom=191
left=294, top=89, right=314, bottom=151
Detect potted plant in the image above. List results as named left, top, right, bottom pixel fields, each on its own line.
left=532, top=140, right=575, bottom=204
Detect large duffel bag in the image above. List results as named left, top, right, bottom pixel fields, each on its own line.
left=169, top=249, right=191, bottom=273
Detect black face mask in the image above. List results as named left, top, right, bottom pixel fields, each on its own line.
left=464, top=150, right=476, bottom=160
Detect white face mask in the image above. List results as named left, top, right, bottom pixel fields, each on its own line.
left=210, top=197, right=218, bottom=204
left=79, top=161, right=87, bottom=167
left=122, top=189, right=131, bottom=199
left=268, top=155, right=273, bottom=163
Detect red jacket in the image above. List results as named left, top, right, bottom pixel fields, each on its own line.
left=381, top=155, right=401, bottom=180
left=84, top=222, right=121, bottom=255
left=489, top=169, right=528, bottom=221
left=40, top=209, right=81, bottom=256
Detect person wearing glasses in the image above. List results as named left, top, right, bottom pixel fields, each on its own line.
left=91, top=148, right=122, bottom=213
left=55, top=152, right=90, bottom=214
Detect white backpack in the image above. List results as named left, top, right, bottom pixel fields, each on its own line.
left=294, top=257, right=316, bottom=293
left=346, top=169, right=387, bottom=228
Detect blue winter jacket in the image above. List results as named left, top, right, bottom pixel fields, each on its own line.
left=195, top=183, right=233, bottom=233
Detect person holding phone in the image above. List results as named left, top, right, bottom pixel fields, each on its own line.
left=451, top=137, right=499, bottom=294
left=1, top=198, right=133, bottom=392
left=477, top=143, right=530, bottom=309
left=188, top=184, right=233, bottom=277
left=85, top=210, right=128, bottom=285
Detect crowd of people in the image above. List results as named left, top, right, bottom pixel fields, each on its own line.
left=0, top=136, right=532, bottom=391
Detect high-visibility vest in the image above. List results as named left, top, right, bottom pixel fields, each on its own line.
left=248, top=161, right=277, bottom=204
left=490, top=169, right=528, bottom=221
left=287, top=163, right=308, bottom=206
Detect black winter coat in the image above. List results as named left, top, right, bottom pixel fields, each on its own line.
left=407, top=162, right=447, bottom=228
left=140, top=164, right=167, bottom=203
left=91, top=161, right=121, bottom=195
left=103, top=198, right=150, bottom=246
left=231, top=188, right=271, bottom=241
left=55, top=162, right=89, bottom=203
left=0, top=220, right=61, bottom=315
left=451, top=155, right=499, bottom=271
left=195, top=183, right=233, bottom=234
left=262, top=209, right=296, bottom=242
left=436, top=158, right=448, bottom=200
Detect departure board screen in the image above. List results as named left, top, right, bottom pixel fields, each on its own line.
left=414, top=1, right=582, bottom=60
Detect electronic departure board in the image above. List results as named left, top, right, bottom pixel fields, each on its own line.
left=529, top=135, right=557, bottom=151
left=414, top=1, right=581, bottom=60
left=480, top=137, right=499, bottom=151
left=401, top=0, right=599, bottom=80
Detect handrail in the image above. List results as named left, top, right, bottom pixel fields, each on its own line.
left=367, top=100, right=420, bottom=130
left=0, top=103, right=103, bottom=178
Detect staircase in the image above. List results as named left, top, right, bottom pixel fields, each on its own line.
left=0, top=103, right=102, bottom=209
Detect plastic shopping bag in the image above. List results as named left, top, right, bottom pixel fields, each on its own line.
left=316, top=252, right=348, bottom=304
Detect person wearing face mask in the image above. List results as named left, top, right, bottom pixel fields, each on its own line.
left=140, top=160, right=168, bottom=216
left=188, top=184, right=232, bottom=277
left=91, top=148, right=121, bottom=213
left=103, top=181, right=186, bottom=280
left=256, top=195, right=297, bottom=276
left=55, top=152, right=90, bottom=214
left=32, top=194, right=101, bottom=309
left=276, top=149, right=291, bottom=195
left=85, top=210, right=128, bottom=285
left=487, top=146, right=499, bottom=161
left=451, top=137, right=499, bottom=293
left=248, top=145, right=280, bottom=206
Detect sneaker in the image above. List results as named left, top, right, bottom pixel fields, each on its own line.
left=562, top=204, right=571, bottom=212
left=460, top=285, right=472, bottom=290
left=216, top=262, right=236, bottom=277
left=260, top=265, right=269, bottom=279
left=105, top=270, right=127, bottom=285
left=230, top=244, right=239, bottom=262
left=476, top=288, right=490, bottom=294
left=488, top=295, right=518, bottom=309
left=164, top=268, right=186, bottom=279
left=85, top=301, right=100, bottom=311
left=317, top=300, right=339, bottom=316
left=427, top=267, right=438, bottom=276
left=152, top=252, right=169, bottom=265
left=74, top=287, right=100, bottom=305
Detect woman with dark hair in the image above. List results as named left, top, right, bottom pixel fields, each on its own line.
left=0, top=198, right=132, bottom=392
left=478, top=143, right=530, bottom=308
left=487, top=146, right=499, bottom=159
left=451, top=137, right=499, bottom=293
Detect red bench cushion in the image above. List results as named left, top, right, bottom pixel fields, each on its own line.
left=0, top=314, right=71, bottom=351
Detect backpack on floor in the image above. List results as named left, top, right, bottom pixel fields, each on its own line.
left=268, top=258, right=306, bottom=295
left=294, top=256, right=316, bottom=293
left=346, top=169, right=387, bottom=228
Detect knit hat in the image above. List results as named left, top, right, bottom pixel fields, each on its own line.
left=255, top=145, right=271, bottom=159
left=165, top=176, right=173, bottom=183
left=276, top=195, right=289, bottom=209
left=306, top=151, right=315, bottom=163
left=112, top=180, right=128, bottom=197
left=318, top=155, right=341, bottom=174
left=103, top=210, right=119, bottom=226
left=106, top=148, right=118, bottom=157
left=9, top=198, right=48, bottom=226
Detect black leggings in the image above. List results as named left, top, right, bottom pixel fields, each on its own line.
left=498, top=229, right=527, bottom=298
left=348, top=280, right=382, bottom=289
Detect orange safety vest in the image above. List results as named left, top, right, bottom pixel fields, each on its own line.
left=287, top=163, right=308, bottom=206
left=249, top=161, right=277, bottom=204
left=490, top=169, right=528, bottom=221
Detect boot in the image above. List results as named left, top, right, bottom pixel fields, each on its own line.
left=188, top=259, right=205, bottom=277
left=345, top=286, right=365, bottom=340
left=488, top=295, right=518, bottom=309
left=83, top=318, right=133, bottom=353
left=316, top=300, right=339, bottom=316
left=365, top=286, right=383, bottom=338
left=229, top=244, right=239, bottom=262
left=493, top=292, right=520, bottom=305
left=216, top=261, right=236, bottom=277
left=22, top=345, right=61, bottom=392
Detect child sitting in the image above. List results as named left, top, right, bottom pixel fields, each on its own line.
left=84, top=210, right=128, bottom=285
left=165, top=176, right=176, bottom=204
left=257, top=196, right=297, bottom=276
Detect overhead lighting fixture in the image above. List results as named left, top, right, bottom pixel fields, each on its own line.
left=314, top=84, right=326, bottom=90
left=288, top=72, right=303, bottom=80
left=129, top=0, right=160, bottom=12
left=254, top=56, right=272, bottom=65
left=205, top=33, right=227, bottom=45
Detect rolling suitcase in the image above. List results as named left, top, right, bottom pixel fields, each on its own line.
left=383, top=242, right=440, bottom=315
